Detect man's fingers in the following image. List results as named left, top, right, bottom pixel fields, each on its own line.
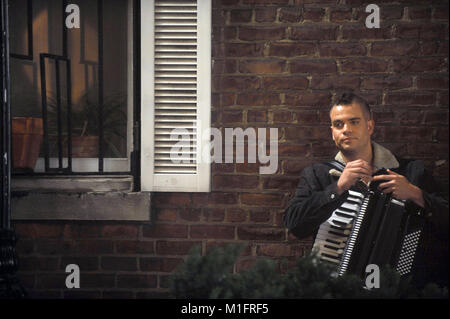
left=372, top=174, right=395, bottom=181
left=348, top=167, right=372, bottom=177
left=378, top=181, right=394, bottom=189
left=387, top=169, right=399, bottom=175
left=353, top=159, right=370, bottom=165
left=353, top=174, right=373, bottom=182
left=346, top=162, right=372, bottom=176
left=347, top=159, right=371, bottom=169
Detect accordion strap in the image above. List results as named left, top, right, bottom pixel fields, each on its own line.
left=324, top=160, right=346, bottom=172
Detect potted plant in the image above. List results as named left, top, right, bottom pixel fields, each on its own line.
left=11, top=93, right=43, bottom=171
left=73, top=92, right=127, bottom=158
left=47, top=92, right=127, bottom=158
left=12, top=117, right=43, bottom=171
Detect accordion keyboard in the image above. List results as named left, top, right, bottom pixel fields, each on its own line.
left=313, top=190, right=365, bottom=265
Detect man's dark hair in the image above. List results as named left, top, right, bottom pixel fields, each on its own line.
left=330, top=92, right=372, bottom=120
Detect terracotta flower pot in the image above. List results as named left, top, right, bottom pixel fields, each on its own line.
left=49, top=135, right=99, bottom=158
left=12, top=117, right=43, bottom=170
left=70, top=136, right=99, bottom=158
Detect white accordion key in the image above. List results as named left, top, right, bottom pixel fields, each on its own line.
left=341, top=202, right=360, bottom=212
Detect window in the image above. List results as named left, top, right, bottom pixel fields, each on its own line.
left=10, top=0, right=134, bottom=174
left=9, top=0, right=211, bottom=193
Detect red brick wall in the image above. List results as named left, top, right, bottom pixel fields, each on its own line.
left=13, top=0, right=448, bottom=298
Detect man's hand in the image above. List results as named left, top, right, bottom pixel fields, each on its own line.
left=372, top=169, right=425, bottom=208
left=336, top=159, right=373, bottom=195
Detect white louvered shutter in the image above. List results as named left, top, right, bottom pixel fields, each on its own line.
left=141, top=0, right=211, bottom=192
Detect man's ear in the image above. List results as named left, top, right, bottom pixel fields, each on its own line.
left=367, top=119, right=375, bottom=135
left=330, top=125, right=336, bottom=142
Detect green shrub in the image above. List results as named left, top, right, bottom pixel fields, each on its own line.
left=169, top=244, right=448, bottom=299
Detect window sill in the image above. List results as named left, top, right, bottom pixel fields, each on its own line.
left=11, top=175, right=134, bottom=193
left=11, top=176, right=151, bottom=221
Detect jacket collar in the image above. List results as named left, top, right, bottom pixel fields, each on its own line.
left=329, top=142, right=399, bottom=177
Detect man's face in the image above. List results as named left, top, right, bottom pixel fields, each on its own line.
left=330, top=103, right=374, bottom=155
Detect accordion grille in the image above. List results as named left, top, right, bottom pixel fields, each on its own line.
left=396, top=230, right=421, bottom=275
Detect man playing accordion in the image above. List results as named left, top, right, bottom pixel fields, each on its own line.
left=284, top=92, right=448, bottom=288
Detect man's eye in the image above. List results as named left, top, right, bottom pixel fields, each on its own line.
left=350, top=120, right=359, bottom=125
left=334, top=123, right=343, bottom=128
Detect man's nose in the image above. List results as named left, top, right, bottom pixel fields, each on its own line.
left=343, top=123, right=352, bottom=133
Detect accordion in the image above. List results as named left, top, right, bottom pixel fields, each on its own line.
left=313, top=168, right=426, bottom=279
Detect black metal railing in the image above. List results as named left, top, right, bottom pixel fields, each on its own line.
left=1, top=0, right=12, bottom=230
left=9, top=0, right=32, bottom=61
left=1, top=0, right=27, bottom=298
left=97, top=0, right=104, bottom=173
left=40, top=53, right=73, bottom=173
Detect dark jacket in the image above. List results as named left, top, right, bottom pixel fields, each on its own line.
left=283, top=146, right=449, bottom=287
left=283, top=158, right=448, bottom=240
